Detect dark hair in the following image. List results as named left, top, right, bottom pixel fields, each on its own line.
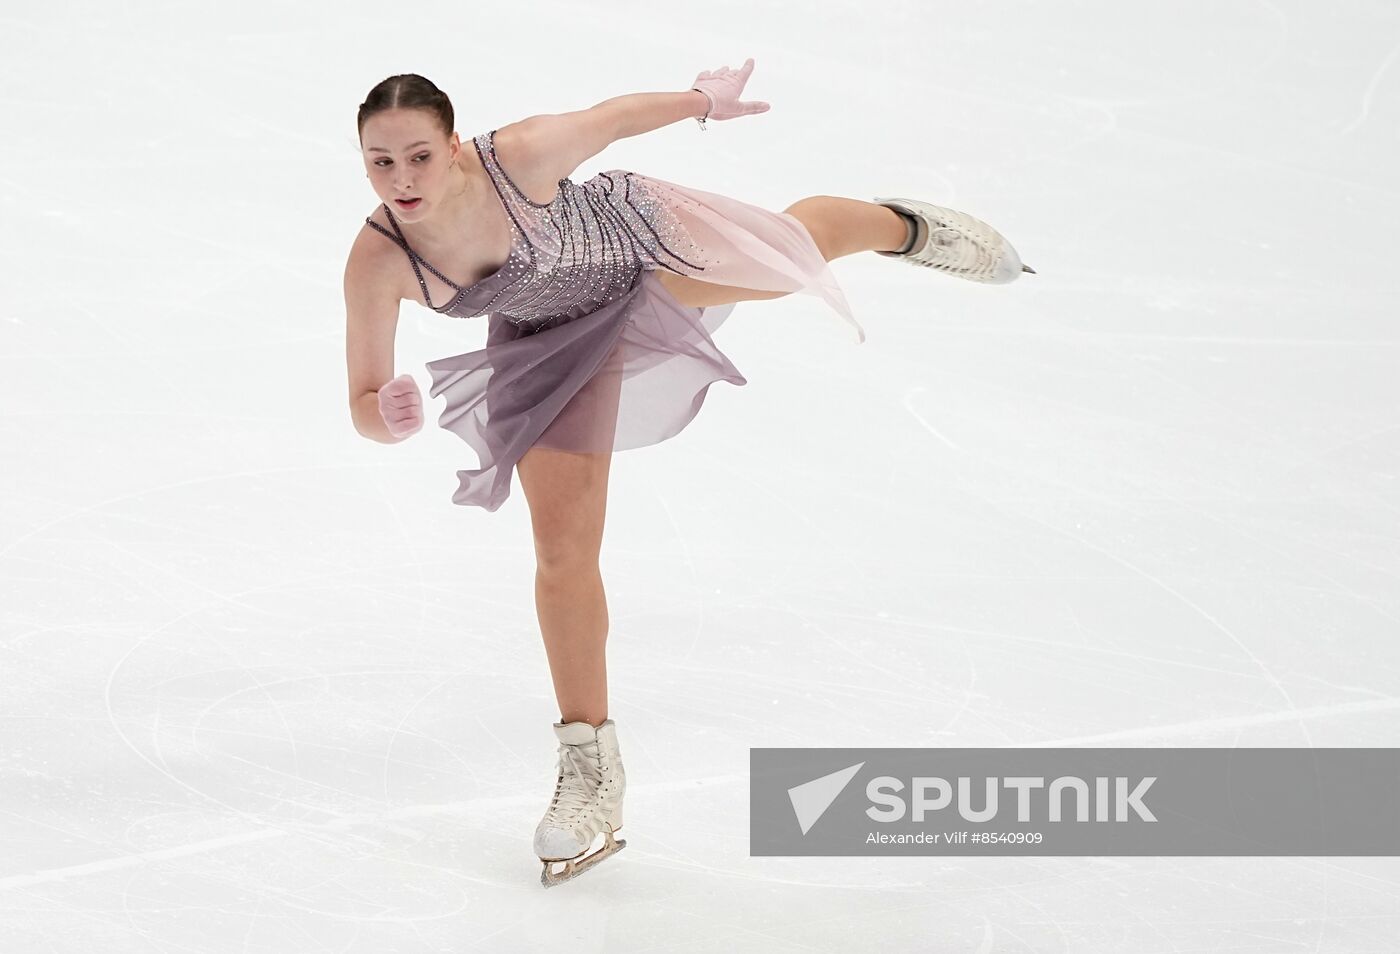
left=357, top=74, right=455, bottom=143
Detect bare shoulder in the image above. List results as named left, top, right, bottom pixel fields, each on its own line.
left=344, top=213, right=406, bottom=330
left=345, top=209, right=408, bottom=303
left=490, top=120, right=569, bottom=205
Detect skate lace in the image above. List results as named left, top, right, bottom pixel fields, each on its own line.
left=931, top=214, right=1002, bottom=278
left=930, top=226, right=980, bottom=272
left=548, top=742, right=605, bottom=822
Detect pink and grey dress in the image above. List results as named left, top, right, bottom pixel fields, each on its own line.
left=364, top=129, right=865, bottom=511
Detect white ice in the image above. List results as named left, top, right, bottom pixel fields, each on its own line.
left=2, top=0, right=1398, bottom=950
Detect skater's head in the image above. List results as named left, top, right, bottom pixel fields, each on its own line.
left=358, top=74, right=465, bottom=222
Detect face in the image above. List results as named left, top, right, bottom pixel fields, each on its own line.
left=361, top=108, right=461, bottom=221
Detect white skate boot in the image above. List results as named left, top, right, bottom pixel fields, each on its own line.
left=874, top=196, right=1035, bottom=283
left=534, top=718, right=627, bottom=887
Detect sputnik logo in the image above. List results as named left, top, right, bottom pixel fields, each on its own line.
left=787, top=762, right=865, bottom=835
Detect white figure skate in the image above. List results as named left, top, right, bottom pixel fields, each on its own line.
left=534, top=718, right=627, bottom=887
left=873, top=196, right=1035, bottom=283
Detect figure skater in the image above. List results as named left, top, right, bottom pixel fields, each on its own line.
left=343, top=61, right=1033, bottom=886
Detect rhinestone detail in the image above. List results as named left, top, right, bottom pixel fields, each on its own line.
left=363, top=129, right=713, bottom=335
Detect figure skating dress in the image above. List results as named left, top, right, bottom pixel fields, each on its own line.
left=365, top=129, right=865, bottom=511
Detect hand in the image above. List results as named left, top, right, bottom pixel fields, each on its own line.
left=690, top=57, right=769, bottom=122
left=377, top=373, right=423, bottom=439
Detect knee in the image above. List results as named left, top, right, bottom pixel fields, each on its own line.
left=518, top=446, right=611, bottom=574
left=782, top=195, right=833, bottom=226
left=782, top=195, right=837, bottom=260
left=532, top=521, right=603, bottom=576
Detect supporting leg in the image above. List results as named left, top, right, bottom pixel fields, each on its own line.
left=516, top=443, right=613, bottom=728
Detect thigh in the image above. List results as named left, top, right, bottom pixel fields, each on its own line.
left=516, top=443, right=612, bottom=568
left=516, top=339, right=627, bottom=565
left=653, top=267, right=789, bottom=309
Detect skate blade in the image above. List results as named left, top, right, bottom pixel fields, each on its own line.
left=899, top=255, right=1036, bottom=282
left=540, top=830, right=626, bottom=888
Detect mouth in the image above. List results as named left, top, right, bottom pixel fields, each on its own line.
left=395, top=197, right=422, bottom=210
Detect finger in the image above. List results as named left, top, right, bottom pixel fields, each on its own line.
left=742, top=57, right=754, bottom=72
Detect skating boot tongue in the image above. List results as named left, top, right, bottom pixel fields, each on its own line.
left=553, top=720, right=603, bottom=745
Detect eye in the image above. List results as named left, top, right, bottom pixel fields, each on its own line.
left=372, top=153, right=428, bottom=168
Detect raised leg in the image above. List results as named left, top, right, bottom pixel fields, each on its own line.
left=782, top=195, right=912, bottom=261
left=653, top=195, right=909, bottom=309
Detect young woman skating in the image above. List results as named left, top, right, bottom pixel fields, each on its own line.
left=343, top=60, right=1032, bottom=886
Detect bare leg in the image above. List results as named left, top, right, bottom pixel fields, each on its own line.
left=654, top=195, right=908, bottom=309
left=516, top=443, right=612, bottom=728
left=512, top=197, right=903, bottom=720
left=781, top=195, right=911, bottom=260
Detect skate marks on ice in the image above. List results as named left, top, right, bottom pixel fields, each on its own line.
left=0, top=772, right=747, bottom=893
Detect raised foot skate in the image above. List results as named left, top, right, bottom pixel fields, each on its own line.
left=540, top=826, right=627, bottom=887
left=874, top=196, right=1035, bottom=283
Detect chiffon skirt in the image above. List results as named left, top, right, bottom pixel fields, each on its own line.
left=424, top=173, right=865, bottom=512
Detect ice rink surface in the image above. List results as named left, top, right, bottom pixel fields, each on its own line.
left=2, top=0, right=1398, bottom=950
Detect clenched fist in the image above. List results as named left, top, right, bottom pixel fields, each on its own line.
left=377, top=373, right=423, bottom=439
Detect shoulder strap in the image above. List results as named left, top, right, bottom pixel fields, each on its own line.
left=364, top=207, right=463, bottom=309
left=477, top=129, right=553, bottom=208
left=364, top=213, right=434, bottom=308
left=473, top=131, right=507, bottom=189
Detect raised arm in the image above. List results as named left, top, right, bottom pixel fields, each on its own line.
left=501, top=91, right=711, bottom=183
left=503, top=60, right=767, bottom=184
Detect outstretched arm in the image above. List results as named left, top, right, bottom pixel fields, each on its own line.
left=507, top=92, right=709, bottom=183
left=606, top=59, right=770, bottom=138
left=605, top=90, right=714, bottom=139
left=508, top=59, right=768, bottom=182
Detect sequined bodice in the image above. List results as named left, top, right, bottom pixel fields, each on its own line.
left=364, top=129, right=710, bottom=333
